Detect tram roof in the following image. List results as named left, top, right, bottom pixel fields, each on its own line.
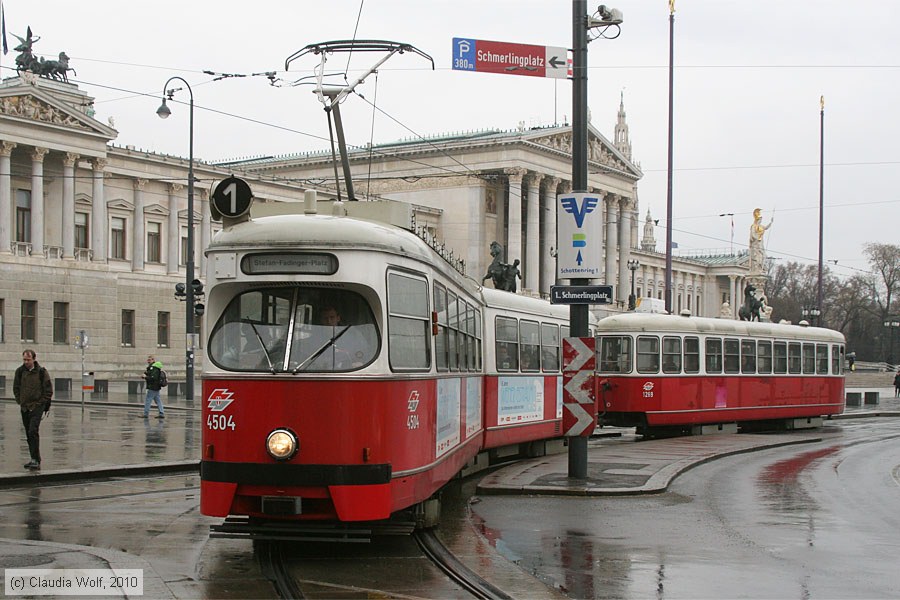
left=596, top=312, right=845, bottom=343
left=210, top=213, right=435, bottom=260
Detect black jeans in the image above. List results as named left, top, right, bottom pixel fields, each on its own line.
left=20, top=406, right=43, bottom=463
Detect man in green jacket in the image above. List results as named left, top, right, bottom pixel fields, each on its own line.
left=14, top=349, right=53, bottom=470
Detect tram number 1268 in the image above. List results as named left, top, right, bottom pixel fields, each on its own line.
left=207, top=414, right=237, bottom=431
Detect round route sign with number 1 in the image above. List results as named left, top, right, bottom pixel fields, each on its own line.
left=212, top=176, right=253, bottom=219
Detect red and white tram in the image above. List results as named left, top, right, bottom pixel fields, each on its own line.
left=595, top=312, right=846, bottom=436
left=199, top=204, right=584, bottom=529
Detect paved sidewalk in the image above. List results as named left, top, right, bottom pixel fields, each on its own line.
left=0, top=390, right=200, bottom=485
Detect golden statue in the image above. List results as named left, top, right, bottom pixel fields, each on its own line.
left=748, top=208, right=773, bottom=273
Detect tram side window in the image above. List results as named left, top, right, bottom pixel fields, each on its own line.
left=541, top=323, right=560, bottom=372
left=662, top=336, right=682, bottom=374
left=464, top=301, right=475, bottom=371
left=387, top=272, right=430, bottom=370
left=496, top=316, right=518, bottom=371
left=832, top=344, right=842, bottom=375
left=802, top=343, right=816, bottom=374
left=724, top=338, right=740, bottom=374
left=757, top=341, right=772, bottom=374
left=741, top=339, right=756, bottom=374
left=637, top=336, right=660, bottom=374
left=774, top=342, right=788, bottom=374
left=434, top=283, right=449, bottom=371
left=816, top=344, right=829, bottom=374
left=684, top=337, right=700, bottom=374
left=599, top=336, right=632, bottom=374
left=448, top=291, right=459, bottom=371
left=788, top=342, right=802, bottom=374
left=705, top=338, right=723, bottom=374
left=474, top=308, right=483, bottom=371
left=520, top=320, right=541, bottom=372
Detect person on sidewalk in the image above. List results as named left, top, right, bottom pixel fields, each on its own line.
left=142, top=355, right=165, bottom=419
left=894, top=369, right=900, bottom=398
left=13, top=349, right=53, bottom=470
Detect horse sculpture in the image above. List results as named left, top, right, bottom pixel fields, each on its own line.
left=482, top=241, right=505, bottom=289
left=738, top=283, right=763, bottom=322
left=37, top=52, right=76, bottom=82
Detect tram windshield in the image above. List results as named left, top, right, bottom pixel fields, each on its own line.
left=208, top=286, right=379, bottom=373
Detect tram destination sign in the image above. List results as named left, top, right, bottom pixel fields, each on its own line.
left=452, top=37, right=568, bottom=79
left=550, top=285, right=614, bottom=305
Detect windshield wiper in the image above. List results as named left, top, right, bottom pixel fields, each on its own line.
left=292, top=325, right=350, bottom=374
left=248, top=323, right=278, bottom=374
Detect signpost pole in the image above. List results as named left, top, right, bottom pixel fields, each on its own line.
left=568, top=0, right=590, bottom=479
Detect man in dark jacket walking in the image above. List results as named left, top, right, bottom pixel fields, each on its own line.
left=14, top=349, right=53, bottom=470
left=142, top=355, right=165, bottom=419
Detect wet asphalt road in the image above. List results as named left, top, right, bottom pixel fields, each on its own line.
left=470, top=419, right=900, bottom=599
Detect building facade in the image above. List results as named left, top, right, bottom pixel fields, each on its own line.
left=0, top=75, right=750, bottom=388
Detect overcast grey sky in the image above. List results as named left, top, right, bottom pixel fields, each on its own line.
left=7, top=0, right=898, bottom=277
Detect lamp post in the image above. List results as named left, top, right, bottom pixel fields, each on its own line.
left=627, top=259, right=640, bottom=310
left=801, top=305, right=821, bottom=328
left=664, top=0, right=675, bottom=314
left=157, top=77, right=195, bottom=402
left=719, top=212, right=734, bottom=255
left=883, top=319, right=900, bottom=365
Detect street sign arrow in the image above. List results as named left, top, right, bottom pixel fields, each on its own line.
left=549, top=55, right=566, bottom=69
left=563, top=402, right=595, bottom=437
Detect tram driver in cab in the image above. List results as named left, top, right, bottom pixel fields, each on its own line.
left=317, top=305, right=370, bottom=369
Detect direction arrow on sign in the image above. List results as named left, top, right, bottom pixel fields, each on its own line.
left=452, top=37, right=569, bottom=79
left=562, top=337, right=596, bottom=437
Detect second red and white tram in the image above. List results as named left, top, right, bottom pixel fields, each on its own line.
left=595, top=312, right=846, bottom=436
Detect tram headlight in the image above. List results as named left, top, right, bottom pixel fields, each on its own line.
left=266, top=428, right=298, bottom=460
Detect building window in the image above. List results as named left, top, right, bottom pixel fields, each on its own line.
left=147, top=222, right=161, bottom=263
left=181, top=229, right=189, bottom=266
left=15, top=190, right=31, bottom=243
left=21, top=300, right=36, bottom=342
left=0, top=298, right=4, bottom=342
left=121, top=309, right=135, bottom=346
left=111, top=217, right=126, bottom=259
left=53, top=302, right=69, bottom=344
left=157, top=311, right=169, bottom=347
left=75, top=212, right=89, bottom=249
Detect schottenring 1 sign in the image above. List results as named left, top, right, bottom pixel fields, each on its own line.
left=562, top=337, right=596, bottom=437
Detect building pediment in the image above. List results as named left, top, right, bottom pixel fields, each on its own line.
left=0, top=79, right=117, bottom=146
left=526, top=126, right=641, bottom=180
left=107, top=198, right=133, bottom=211
left=144, top=203, right=169, bottom=217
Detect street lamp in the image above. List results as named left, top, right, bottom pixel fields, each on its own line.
left=157, top=77, right=196, bottom=402
left=627, top=259, right=640, bottom=310
left=801, top=305, right=821, bottom=327
left=883, top=319, right=900, bottom=365
left=719, top=212, right=734, bottom=255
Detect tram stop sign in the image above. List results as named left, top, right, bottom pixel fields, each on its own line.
left=211, top=176, right=253, bottom=220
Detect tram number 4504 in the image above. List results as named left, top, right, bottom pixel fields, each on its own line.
left=207, top=414, right=236, bottom=431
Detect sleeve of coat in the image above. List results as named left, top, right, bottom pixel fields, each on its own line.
left=42, top=369, right=53, bottom=401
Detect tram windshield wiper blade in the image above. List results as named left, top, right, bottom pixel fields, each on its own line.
left=248, top=322, right=278, bottom=374
left=292, top=325, right=350, bottom=374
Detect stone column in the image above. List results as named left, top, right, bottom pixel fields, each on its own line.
left=0, top=141, right=16, bottom=254
left=91, top=158, right=108, bottom=262
left=132, top=178, right=147, bottom=271
left=200, top=188, right=210, bottom=275
left=62, top=152, right=79, bottom=259
left=618, top=198, right=633, bottom=303
left=728, top=275, right=738, bottom=319
left=167, top=183, right=182, bottom=274
left=505, top=168, right=525, bottom=265
left=540, top=177, right=560, bottom=295
left=30, top=147, right=49, bottom=256
left=525, top=172, right=541, bottom=292
left=605, top=195, right=618, bottom=289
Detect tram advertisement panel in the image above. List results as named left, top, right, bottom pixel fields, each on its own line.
left=498, top=376, right=544, bottom=423
left=436, top=378, right=462, bottom=457
left=465, top=377, right=482, bottom=438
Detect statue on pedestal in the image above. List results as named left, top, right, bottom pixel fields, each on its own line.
left=748, top=208, right=773, bottom=274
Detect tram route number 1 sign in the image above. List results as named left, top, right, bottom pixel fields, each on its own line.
left=211, top=176, right=253, bottom=220
left=562, top=337, right=596, bottom=437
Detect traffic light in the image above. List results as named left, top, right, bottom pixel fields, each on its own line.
left=194, top=303, right=205, bottom=317
left=174, top=282, right=186, bottom=298
left=192, top=279, right=205, bottom=297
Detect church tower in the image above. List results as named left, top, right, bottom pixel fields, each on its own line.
left=614, top=91, right=632, bottom=161
left=641, top=208, right=657, bottom=252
